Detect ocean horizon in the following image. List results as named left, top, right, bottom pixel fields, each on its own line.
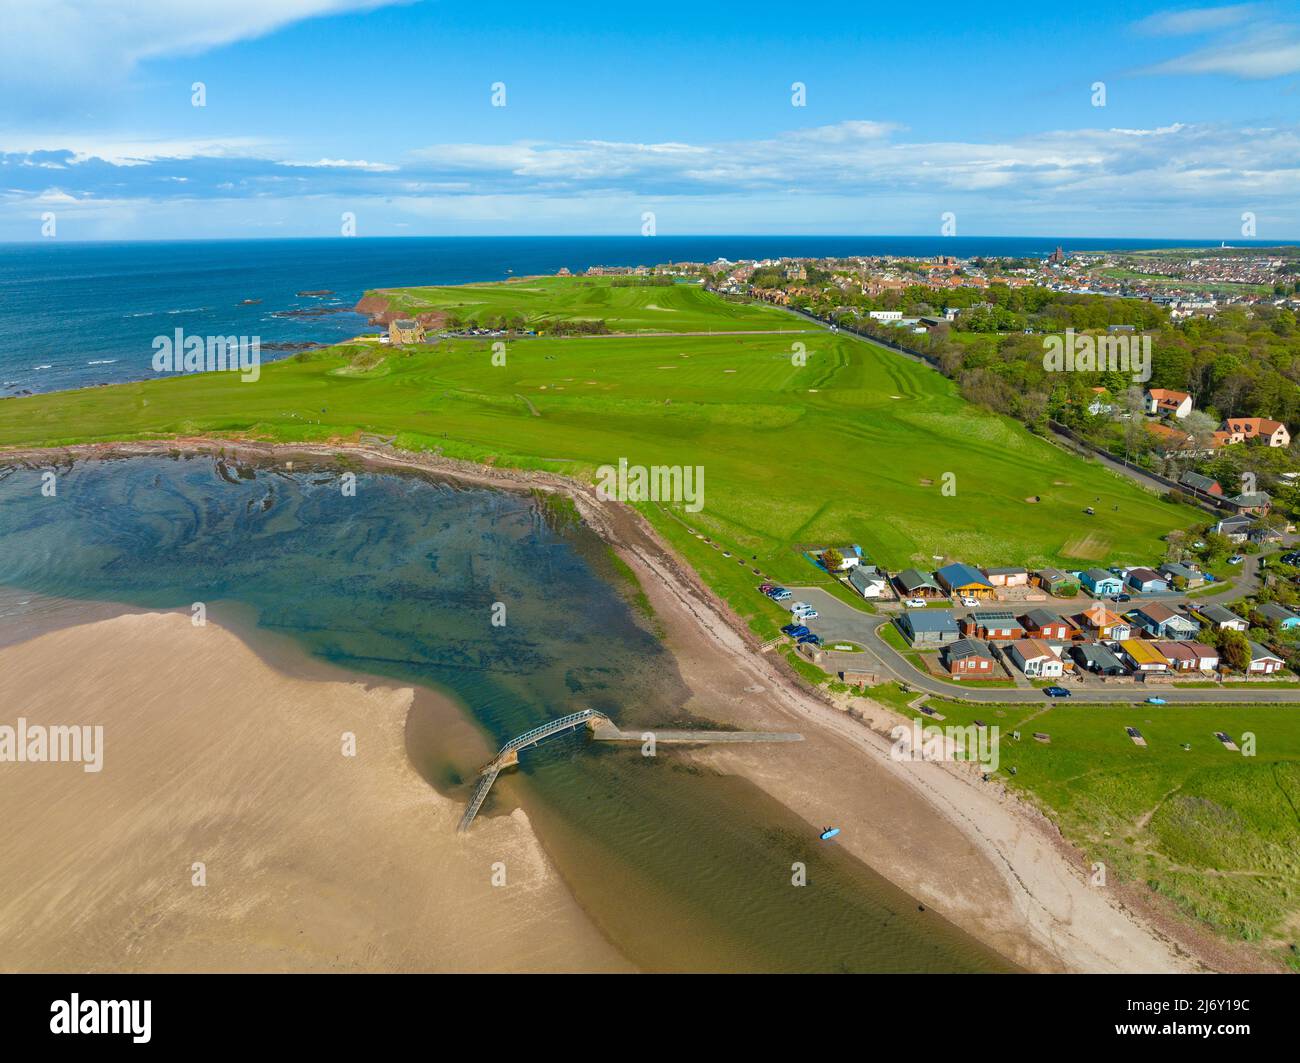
left=2, top=234, right=1294, bottom=396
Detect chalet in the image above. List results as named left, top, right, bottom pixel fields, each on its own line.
left=942, top=638, right=997, bottom=677
left=1212, top=514, right=1255, bottom=542
left=1178, top=471, right=1222, bottom=496
left=1223, top=417, right=1291, bottom=448
left=1077, top=605, right=1131, bottom=640
left=897, top=610, right=960, bottom=647
left=1182, top=641, right=1220, bottom=672
left=1247, top=642, right=1286, bottom=674
left=961, top=609, right=1024, bottom=641
left=1158, top=562, right=1203, bottom=590
left=1081, top=569, right=1123, bottom=597
left=1144, top=388, right=1193, bottom=419
left=848, top=565, right=889, bottom=599
left=1254, top=603, right=1300, bottom=630
left=821, top=547, right=861, bottom=571
left=1126, top=567, right=1169, bottom=594
left=982, top=566, right=1029, bottom=588
left=1117, top=638, right=1170, bottom=673
left=1006, top=639, right=1064, bottom=678
left=894, top=569, right=943, bottom=599
left=1129, top=602, right=1199, bottom=639
left=1019, top=608, right=1074, bottom=641
left=1153, top=641, right=1199, bottom=672
left=1034, top=567, right=1079, bottom=596
left=388, top=319, right=424, bottom=345
left=1226, top=491, right=1271, bottom=516
left=1069, top=643, right=1127, bottom=676
left=1196, top=604, right=1248, bottom=631
left=1249, top=524, right=1284, bottom=545
left=935, top=563, right=996, bottom=600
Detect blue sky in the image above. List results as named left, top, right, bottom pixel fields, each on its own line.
left=2, top=0, right=1299, bottom=240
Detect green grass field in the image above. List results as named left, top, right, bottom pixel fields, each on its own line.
left=0, top=280, right=1202, bottom=641
left=369, top=275, right=804, bottom=333
left=870, top=683, right=1300, bottom=968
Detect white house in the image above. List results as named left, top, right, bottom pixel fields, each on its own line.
left=1006, top=639, right=1063, bottom=678
left=868, top=310, right=902, bottom=322
left=1144, top=388, right=1193, bottom=419
left=849, top=565, right=888, bottom=600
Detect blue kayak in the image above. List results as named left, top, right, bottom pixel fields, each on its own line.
left=820, top=827, right=841, bottom=840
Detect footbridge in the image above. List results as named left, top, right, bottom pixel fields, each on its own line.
left=457, top=709, right=802, bottom=832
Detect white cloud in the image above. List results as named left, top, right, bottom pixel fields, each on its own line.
left=1, top=1, right=406, bottom=90
left=0, top=135, right=266, bottom=167
left=1134, top=7, right=1300, bottom=78
left=1134, top=4, right=1260, bottom=36
left=279, top=158, right=399, bottom=172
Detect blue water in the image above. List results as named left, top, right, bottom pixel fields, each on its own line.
left=1, top=235, right=1288, bottom=396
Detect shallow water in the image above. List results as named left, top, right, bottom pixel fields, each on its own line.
left=0, top=454, right=1012, bottom=972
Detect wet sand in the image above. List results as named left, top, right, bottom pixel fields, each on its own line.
left=0, top=611, right=631, bottom=973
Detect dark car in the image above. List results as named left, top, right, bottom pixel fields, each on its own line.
left=1043, top=686, right=1072, bottom=698
left=1112, top=593, right=1132, bottom=603
left=797, top=633, right=823, bottom=646
left=782, top=624, right=811, bottom=638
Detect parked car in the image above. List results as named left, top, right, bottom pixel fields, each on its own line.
left=904, top=597, right=927, bottom=608
left=797, top=633, right=823, bottom=646
left=960, top=596, right=978, bottom=607
left=1227, top=555, right=1244, bottom=565
left=1281, top=552, right=1300, bottom=566
left=782, top=624, right=811, bottom=638
left=790, top=601, right=812, bottom=613
left=1112, top=593, right=1132, bottom=603
left=758, top=583, right=775, bottom=594
left=1145, top=696, right=1167, bottom=705
left=769, top=588, right=792, bottom=601
left=1043, top=686, right=1072, bottom=698
left=798, top=609, right=819, bottom=620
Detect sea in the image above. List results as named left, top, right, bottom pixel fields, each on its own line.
left=0, top=235, right=1283, bottom=396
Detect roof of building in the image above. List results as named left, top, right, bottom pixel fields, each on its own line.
left=1179, top=471, right=1220, bottom=492
left=1229, top=492, right=1272, bottom=507
left=848, top=565, right=886, bottom=590
left=946, top=638, right=992, bottom=660
left=1256, top=603, right=1299, bottom=622
left=1008, top=638, right=1057, bottom=661
left=1147, top=388, right=1190, bottom=402
left=968, top=609, right=1018, bottom=625
left=1160, top=562, right=1200, bottom=579
left=901, top=609, right=958, bottom=634
left=1198, top=604, right=1244, bottom=623
left=895, top=568, right=940, bottom=591
left=1081, top=606, right=1126, bottom=627
left=936, top=562, right=993, bottom=589
left=1249, top=641, right=1284, bottom=662
left=1183, top=641, right=1219, bottom=659
left=982, top=566, right=1027, bottom=577
left=1120, top=639, right=1169, bottom=666
left=1128, top=567, right=1165, bottom=583
left=1134, top=602, right=1191, bottom=624
left=1071, top=643, right=1125, bottom=668
left=1035, top=566, right=1073, bottom=582
left=1021, top=608, right=1067, bottom=629
left=1154, top=641, right=1197, bottom=662
left=394, top=318, right=420, bottom=329
left=1084, top=567, right=1119, bottom=582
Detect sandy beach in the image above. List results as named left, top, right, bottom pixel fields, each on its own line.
left=0, top=439, right=1222, bottom=972
left=0, top=610, right=631, bottom=973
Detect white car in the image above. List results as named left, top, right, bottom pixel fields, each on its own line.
left=790, top=601, right=812, bottom=614
left=904, top=598, right=927, bottom=608
left=1227, top=555, right=1244, bottom=565
left=960, top=596, right=979, bottom=608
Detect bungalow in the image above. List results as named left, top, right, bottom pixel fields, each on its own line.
left=1159, top=561, right=1203, bottom=590
left=1153, top=641, right=1199, bottom=672
left=388, top=318, right=425, bottom=345
left=1144, top=388, right=1193, bottom=419
left=1196, top=603, right=1248, bottom=631
left=1126, top=567, right=1169, bottom=594
left=1179, top=470, right=1222, bottom=496
left=1078, top=605, right=1131, bottom=640
left=942, top=638, right=998, bottom=677
left=1117, top=638, right=1170, bottom=673
left=982, top=566, right=1029, bottom=588
left=1248, top=642, right=1286, bottom=674
left=1081, top=568, right=1124, bottom=597
left=1006, top=639, right=1064, bottom=678
left=961, top=609, right=1024, bottom=641
left=1069, top=643, right=1128, bottom=676
left=935, top=562, right=996, bottom=600
left=1254, top=603, right=1300, bottom=630
left=1130, top=602, right=1199, bottom=639
left=1248, top=524, right=1284, bottom=545
left=1019, top=608, right=1074, bottom=641
left=897, top=609, right=960, bottom=647
left=848, top=565, right=889, bottom=600
left=1223, top=417, right=1291, bottom=448
left=1213, top=514, right=1255, bottom=542
left=1226, top=491, right=1272, bottom=516
left=1181, top=641, right=1220, bottom=672
left=894, top=568, right=944, bottom=599
left=821, top=547, right=861, bottom=571
left=1033, top=567, right=1079, bottom=596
